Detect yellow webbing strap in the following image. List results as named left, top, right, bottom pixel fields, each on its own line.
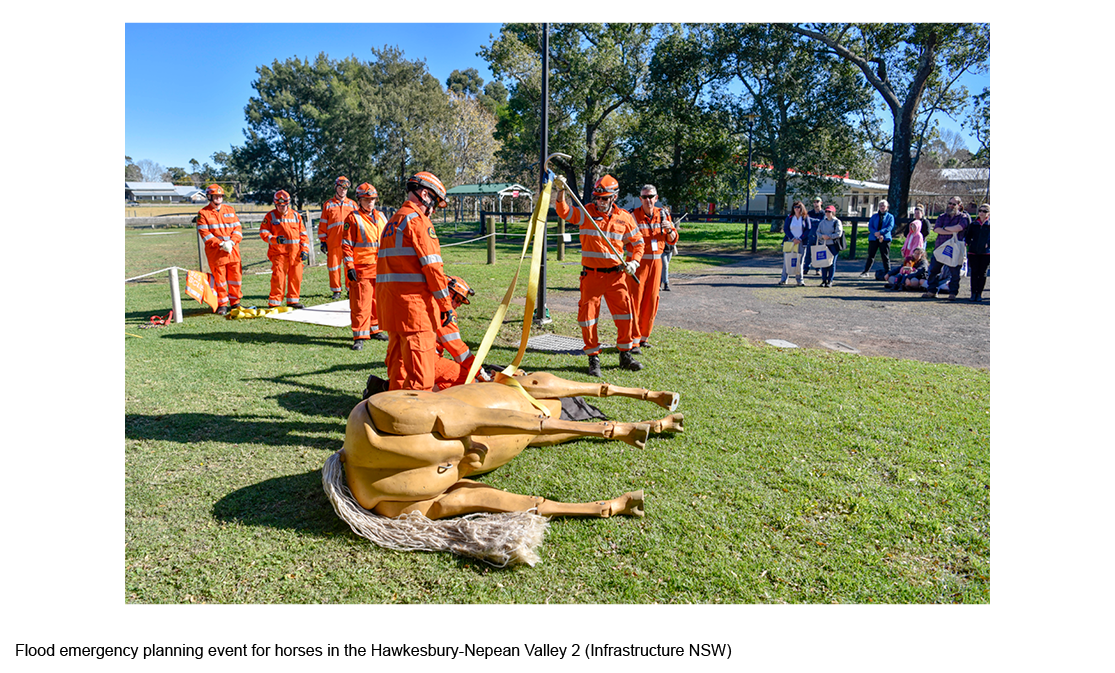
left=465, top=177, right=553, bottom=415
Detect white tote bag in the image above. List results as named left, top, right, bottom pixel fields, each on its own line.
left=933, top=236, right=967, bottom=266
left=811, top=244, right=834, bottom=268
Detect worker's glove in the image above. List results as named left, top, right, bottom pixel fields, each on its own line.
left=624, top=260, right=639, bottom=276
left=440, top=309, right=456, bottom=328
left=552, top=174, right=566, bottom=191
left=301, top=251, right=309, bottom=263
left=320, top=242, right=328, bottom=254
left=347, top=268, right=358, bottom=283
left=220, top=241, right=234, bottom=253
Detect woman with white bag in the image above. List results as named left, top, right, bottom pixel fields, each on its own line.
left=922, top=196, right=971, bottom=300
left=813, top=205, right=843, bottom=287
left=779, top=201, right=812, bottom=286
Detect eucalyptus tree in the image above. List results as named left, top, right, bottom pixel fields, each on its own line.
left=787, top=23, right=991, bottom=216
left=717, top=24, right=875, bottom=215
left=619, top=23, right=735, bottom=210
left=481, top=23, right=655, bottom=200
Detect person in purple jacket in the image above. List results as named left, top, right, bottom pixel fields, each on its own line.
left=922, top=196, right=972, bottom=300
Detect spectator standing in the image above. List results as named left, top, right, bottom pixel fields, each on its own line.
left=779, top=201, right=812, bottom=286
left=343, top=183, right=389, bottom=350
left=376, top=172, right=455, bottom=391
left=922, top=196, right=971, bottom=300
left=660, top=211, right=678, bottom=291
left=965, top=203, right=991, bottom=302
left=195, top=184, right=243, bottom=315
left=259, top=190, right=309, bottom=309
left=628, top=184, right=677, bottom=350
left=805, top=197, right=825, bottom=275
left=814, top=205, right=843, bottom=288
left=901, top=205, right=927, bottom=259
left=554, top=174, right=645, bottom=377
left=860, top=199, right=895, bottom=278
left=319, top=176, right=358, bottom=299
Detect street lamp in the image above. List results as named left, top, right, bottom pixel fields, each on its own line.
left=742, top=113, right=757, bottom=253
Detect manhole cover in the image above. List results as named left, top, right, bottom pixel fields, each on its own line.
left=526, top=334, right=602, bottom=354
left=821, top=341, right=860, bottom=354
left=765, top=339, right=798, bottom=348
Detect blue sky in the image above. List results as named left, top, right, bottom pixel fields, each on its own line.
left=126, top=23, right=503, bottom=171
left=125, top=22, right=988, bottom=175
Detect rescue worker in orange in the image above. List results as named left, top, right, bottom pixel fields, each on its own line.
left=433, top=276, right=495, bottom=389
left=196, top=184, right=243, bottom=315
left=259, top=190, right=309, bottom=309
left=627, top=184, right=677, bottom=352
left=343, top=183, right=389, bottom=350
left=554, top=174, right=645, bottom=377
left=376, top=171, right=455, bottom=391
left=319, top=176, right=358, bottom=299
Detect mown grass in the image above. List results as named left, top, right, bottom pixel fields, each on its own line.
left=124, top=220, right=989, bottom=604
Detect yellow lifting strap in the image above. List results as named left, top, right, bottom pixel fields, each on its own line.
left=226, top=306, right=293, bottom=319
left=464, top=176, right=554, bottom=416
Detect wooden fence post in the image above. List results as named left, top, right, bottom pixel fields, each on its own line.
left=486, top=216, right=495, bottom=265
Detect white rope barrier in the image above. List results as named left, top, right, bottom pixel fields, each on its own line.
left=124, top=266, right=184, bottom=323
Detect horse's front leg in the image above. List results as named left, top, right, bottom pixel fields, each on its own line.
left=375, top=481, right=645, bottom=519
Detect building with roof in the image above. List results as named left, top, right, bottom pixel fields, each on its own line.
left=125, top=181, right=181, bottom=203
left=445, top=183, right=534, bottom=221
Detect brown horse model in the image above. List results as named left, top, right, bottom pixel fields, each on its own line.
left=340, top=371, right=683, bottom=520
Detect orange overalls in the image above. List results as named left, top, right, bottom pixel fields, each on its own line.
left=555, top=199, right=644, bottom=355
left=342, top=208, right=388, bottom=342
left=318, top=196, right=358, bottom=294
left=432, top=319, right=480, bottom=389
left=627, top=206, right=677, bottom=345
left=196, top=203, right=243, bottom=307
left=376, top=200, right=454, bottom=391
left=260, top=208, right=309, bottom=306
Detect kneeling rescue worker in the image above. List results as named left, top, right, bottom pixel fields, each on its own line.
left=376, top=171, right=455, bottom=391
left=343, top=183, right=389, bottom=350
left=554, top=174, right=645, bottom=377
left=259, top=189, right=309, bottom=309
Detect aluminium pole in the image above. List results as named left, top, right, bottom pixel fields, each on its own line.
left=534, top=22, right=551, bottom=324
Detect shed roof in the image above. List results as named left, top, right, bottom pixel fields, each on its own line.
left=445, top=183, right=533, bottom=197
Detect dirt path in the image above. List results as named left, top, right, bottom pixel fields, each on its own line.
left=540, top=253, right=990, bottom=370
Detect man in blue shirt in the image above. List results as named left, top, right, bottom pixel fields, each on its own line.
left=859, top=199, right=895, bottom=278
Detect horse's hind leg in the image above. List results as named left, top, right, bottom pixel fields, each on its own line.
left=376, top=480, right=645, bottom=520
left=511, top=371, right=679, bottom=411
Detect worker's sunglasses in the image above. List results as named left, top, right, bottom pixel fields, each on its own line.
left=640, top=194, right=656, bottom=200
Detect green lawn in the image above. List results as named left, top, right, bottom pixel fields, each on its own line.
left=124, top=220, right=989, bottom=603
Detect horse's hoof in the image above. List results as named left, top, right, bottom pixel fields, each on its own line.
left=619, top=490, right=645, bottom=517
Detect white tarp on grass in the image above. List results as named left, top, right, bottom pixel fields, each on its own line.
left=265, top=300, right=351, bottom=327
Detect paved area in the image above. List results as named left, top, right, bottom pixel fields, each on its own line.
left=540, top=254, right=990, bottom=369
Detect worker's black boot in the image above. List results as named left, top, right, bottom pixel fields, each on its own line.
left=619, top=350, right=644, bottom=371
left=587, top=354, right=602, bottom=377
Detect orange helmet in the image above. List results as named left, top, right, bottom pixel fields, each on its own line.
left=273, top=190, right=291, bottom=205
left=407, top=171, right=448, bottom=208
left=206, top=184, right=225, bottom=198
left=593, top=174, right=620, bottom=198
left=335, top=176, right=351, bottom=188
left=356, top=183, right=378, bottom=199
left=447, top=276, right=474, bottom=308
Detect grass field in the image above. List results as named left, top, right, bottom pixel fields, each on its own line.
left=124, top=219, right=989, bottom=604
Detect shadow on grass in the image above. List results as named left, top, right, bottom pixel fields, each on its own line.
left=212, top=468, right=346, bottom=534
left=126, top=412, right=344, bottom=450
left=160, top=330, right=354, bottom=348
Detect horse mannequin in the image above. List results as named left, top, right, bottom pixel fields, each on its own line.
left=341, top=371, right=683, bottom=520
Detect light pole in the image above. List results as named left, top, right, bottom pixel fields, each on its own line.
left=534, top=23, right=551, bottom=325
left=743, top=113, right=757, bottom=252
